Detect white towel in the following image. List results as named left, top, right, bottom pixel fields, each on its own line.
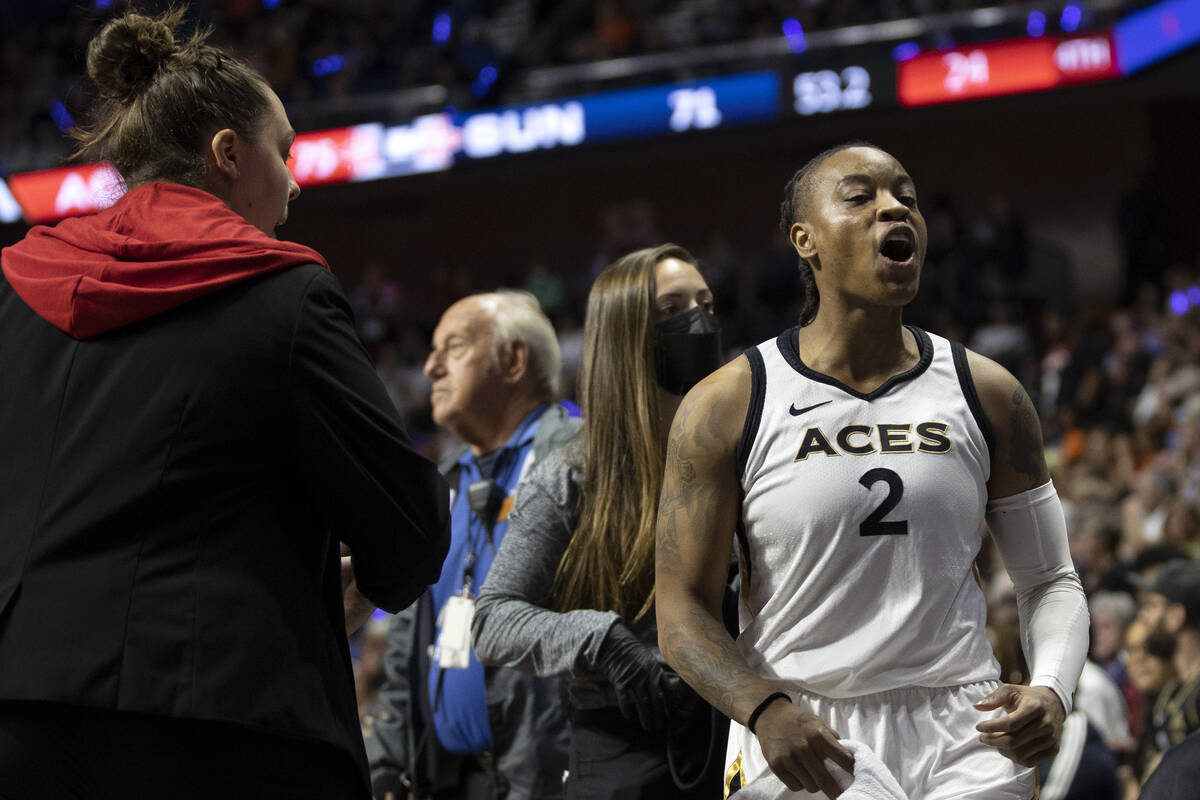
left=732, top=739, right=908, bottom=800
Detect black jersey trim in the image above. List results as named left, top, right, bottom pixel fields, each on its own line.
left=735, top=514, right=752, bottom=608
left=951, top=340, right=995, bottom=460
left=774, top=325, right=934, bottom=401
left=735, top=346, right=767, bottom=479
left=734, top=484, right=752, bottom=608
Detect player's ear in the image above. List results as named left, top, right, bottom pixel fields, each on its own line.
left=791, top=221, right=817, bottom=262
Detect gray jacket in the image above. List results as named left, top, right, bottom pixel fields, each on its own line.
left=471, top=440, right=658, bottom=709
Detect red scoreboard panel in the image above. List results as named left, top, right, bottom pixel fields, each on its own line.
left=6, top=162, right=124, bottom=224
left=3, top=126, right=384, bottom=224
left=897, top=34, right=1119, bottom=107
left=288, top=124, right=388, bottom=187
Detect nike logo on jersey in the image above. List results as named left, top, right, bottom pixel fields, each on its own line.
left=789, top=400, right=832, bottom=417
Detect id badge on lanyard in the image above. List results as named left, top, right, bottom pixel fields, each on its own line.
left=433, top=553, right=476, bottom=670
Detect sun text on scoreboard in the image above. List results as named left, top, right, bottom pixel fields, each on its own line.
left=290, top=71, right=780, bottom=182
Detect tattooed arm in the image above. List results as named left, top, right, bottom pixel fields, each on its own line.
left=967, top=350, right=1051, bottom=498
left=655, top=357, right=758, bottom=715
left=966, top=350, right=1088, bottom=768
left=656, top=357, right=853, bottom=798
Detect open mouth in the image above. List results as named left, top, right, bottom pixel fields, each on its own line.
left=880, top=237, right=915, bottom=264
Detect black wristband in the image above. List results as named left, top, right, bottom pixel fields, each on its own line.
left=747, top=691, right=791, bottom=734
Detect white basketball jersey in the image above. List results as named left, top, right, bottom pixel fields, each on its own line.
left=735, top=326, right=1000, bottom=698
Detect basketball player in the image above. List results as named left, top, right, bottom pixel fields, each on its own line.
left=654, top=144, right=1089, bottom=799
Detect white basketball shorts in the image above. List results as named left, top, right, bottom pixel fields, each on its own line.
left=726, top=680, right=1036, bottom=799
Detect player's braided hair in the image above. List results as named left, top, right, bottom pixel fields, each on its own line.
left=73, top=7, right=272, bottom=189
left=779, top=141, right=879, bottom=326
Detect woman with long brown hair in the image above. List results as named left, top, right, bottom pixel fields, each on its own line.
left=473, top=243, right=725, bottom=798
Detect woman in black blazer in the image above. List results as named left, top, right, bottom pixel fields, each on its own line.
left=0, top=10, right=449, bottom=799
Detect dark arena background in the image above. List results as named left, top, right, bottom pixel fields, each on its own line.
left=2, top=1, right=1198, bottom=797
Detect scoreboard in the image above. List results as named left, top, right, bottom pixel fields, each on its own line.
left=897, top=35, right=1117, bottom=107
left=2, top=0, right=1196, bottom=225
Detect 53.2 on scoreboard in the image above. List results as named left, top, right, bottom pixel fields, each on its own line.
left=792, top=66, right=874, bottom=115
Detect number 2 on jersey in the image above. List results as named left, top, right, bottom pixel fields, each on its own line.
left=858, top=468, right=908, bottom=536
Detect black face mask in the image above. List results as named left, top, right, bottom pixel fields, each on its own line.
left=654, top=306, right=723, bottom=396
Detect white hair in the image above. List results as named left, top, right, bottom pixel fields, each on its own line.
left=476, top=289, right=561, bottom=400
left=1089, top=591, right=1135, bottom=626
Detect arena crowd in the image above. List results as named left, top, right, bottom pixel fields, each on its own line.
left=0, top=3, right=1197, bottom=800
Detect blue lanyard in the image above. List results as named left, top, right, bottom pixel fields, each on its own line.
left=457, top=405, right=547, bottom=588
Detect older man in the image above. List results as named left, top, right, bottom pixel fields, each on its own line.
left=366, top=290, right=579, bottom=800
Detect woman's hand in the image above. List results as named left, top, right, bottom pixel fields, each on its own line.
left=598, top=622, right=669, bottom=730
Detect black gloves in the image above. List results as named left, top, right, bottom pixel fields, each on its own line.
left=598, top=621, right=669, bottom=731
left=370, top=770, right=408, bottom=800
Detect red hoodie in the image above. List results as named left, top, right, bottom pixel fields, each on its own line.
left=0, top=182, right=329, bottom=339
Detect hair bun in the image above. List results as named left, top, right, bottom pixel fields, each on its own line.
left=86, top=9, right=186, bottom=104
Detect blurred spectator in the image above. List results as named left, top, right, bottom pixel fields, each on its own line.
left=1130, top=545, right=1192, bottom=588
left=1134, top=560, right=1200, bottom=783
left=1075, top=511, right=1130, bottom=590
left=1162, top=500, right=1200, bottom=556
left=1123, top=466, right=1180, bottom=557
left=1038, top=311, right=1076, bottom=422
left=1057, top=312, right=1118, bottom=430
left=1090, top=592, right=1136, bottom=686
left=1121, top=618, right=1176, bottom=796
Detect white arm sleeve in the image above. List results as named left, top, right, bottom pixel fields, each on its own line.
left=985, top=480, right=1089, bottom=714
